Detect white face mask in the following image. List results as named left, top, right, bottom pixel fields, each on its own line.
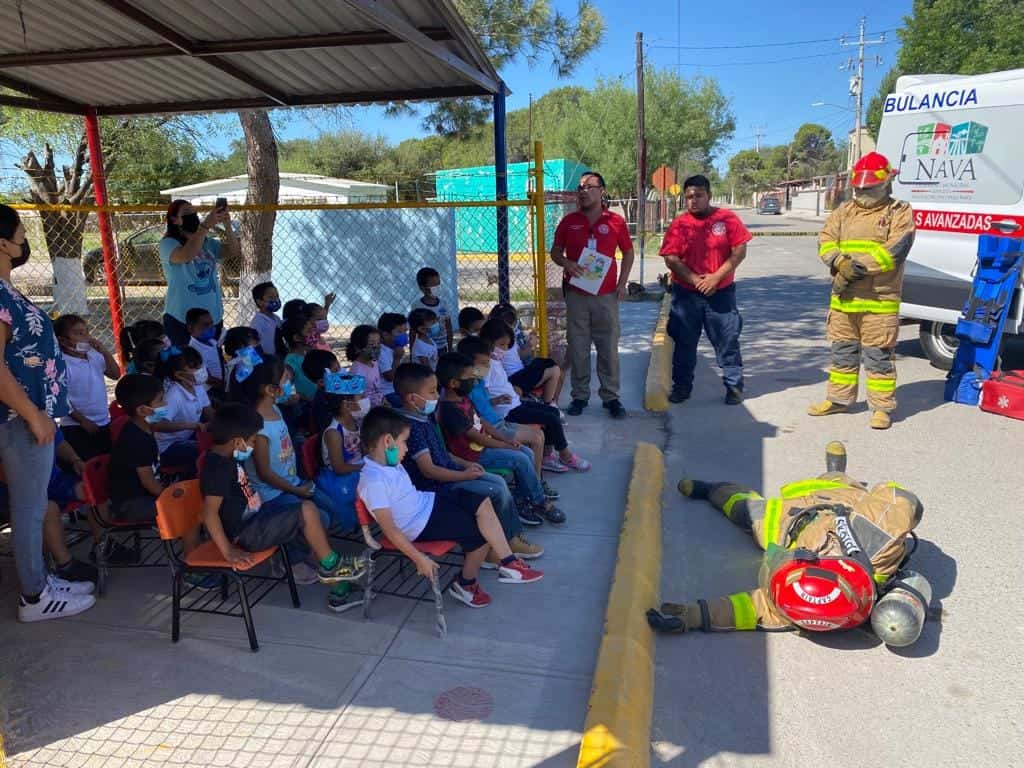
left=427, top=285, right=441, bottom=298
left=193, top=367, right=209, bottom=386
left=74, top=342, right=91, bottom=353
left=356, top=397, right=371, bottom=417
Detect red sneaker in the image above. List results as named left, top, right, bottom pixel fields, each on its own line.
left=498, top=558, right=544, bottom=584
left=448, top=580, right=492, bottom=608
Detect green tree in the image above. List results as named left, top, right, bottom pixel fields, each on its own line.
left=866, top=0, right=1024, bottom=136
left=789, top=123, right=843, bottom=178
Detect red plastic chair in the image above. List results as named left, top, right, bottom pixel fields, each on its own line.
left=301, top=432, right=321, bottom=480
left=109, top=416, right=129, bottom=444
left=155, top=480, right=300, bottom=652
left=109, top=401, right=125, bottom=421
left=356, top=498, right=456, bottom=638
left=197, top=429, right=215, bottom=456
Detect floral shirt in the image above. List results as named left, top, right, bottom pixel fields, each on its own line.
left=0, top=279, right=68, bottom=422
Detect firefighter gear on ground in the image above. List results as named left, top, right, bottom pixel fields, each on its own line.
left=647, top=443, right=926, bottom=639
left=813, top=155, right=915, bottom=420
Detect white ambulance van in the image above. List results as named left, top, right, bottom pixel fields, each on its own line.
left=876, top=68, right=1024, bottom=368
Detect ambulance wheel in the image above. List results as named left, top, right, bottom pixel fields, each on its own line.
left=919, top=322, right=957, bottom=370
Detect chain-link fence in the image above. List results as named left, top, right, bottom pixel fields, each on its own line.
left=9, top=196, right=561, bottom=364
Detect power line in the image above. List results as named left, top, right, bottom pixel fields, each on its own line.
left=669, top=49, right=883, bottom=68
left=648, top=27, right=901, bottom=51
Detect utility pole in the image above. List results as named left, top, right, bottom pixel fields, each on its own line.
left=636, top=31, right=647, bottom=286
left=841, top=16, right=886, bottom=163
left=528, top=93, right=533, bottom=162
left=753, top=124, right=766, bottom=153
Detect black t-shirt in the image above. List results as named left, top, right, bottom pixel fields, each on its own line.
left=111, top=421, right=160, bottom=506
left=200, top=450, right=260, bottom=540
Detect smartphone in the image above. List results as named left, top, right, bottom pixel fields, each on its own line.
left=215, top=197, right=228, bottom=212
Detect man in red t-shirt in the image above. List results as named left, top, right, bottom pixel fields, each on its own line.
left=551, top=171, right=634, bottom=419
left=659, top=175, right=752, bottom=405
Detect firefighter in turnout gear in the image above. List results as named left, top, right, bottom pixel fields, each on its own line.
left=808, top=152, right=916, bottom=430
left=647, top=443, right=930, bottom=645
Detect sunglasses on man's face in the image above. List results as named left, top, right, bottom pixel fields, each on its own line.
left=577, top=184, right=602, bottom=192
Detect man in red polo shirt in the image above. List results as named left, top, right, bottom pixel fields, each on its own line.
left=659, top=175, right=751, bottom=405
left=551, top=171, right=634, bottom=419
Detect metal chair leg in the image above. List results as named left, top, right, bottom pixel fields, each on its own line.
left=363, top=551, right=376, bottom=620
left=431, top=574, right=448, bottom=639
left=96, top=533, right=108, bottom=596
left=235, top=574, right=259, bottom=652
left=171, top=569, right=183, bottom=643
left=219, top=574, right=230, bottom=601
left=279, top=546, right=300, bottom=608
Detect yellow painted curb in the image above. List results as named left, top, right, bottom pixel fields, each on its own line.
left=644, top=294, right=672, bottom=412
left=578, top=442, right=663, bottom=768
left=751, top=230, right=819, bottom=237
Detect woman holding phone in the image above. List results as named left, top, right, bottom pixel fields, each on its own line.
left=159, top=198, right=239, bottom=347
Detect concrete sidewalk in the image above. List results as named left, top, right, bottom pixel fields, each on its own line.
left=651, top=236, right=1023, bottom=766
left=0, top=302, right=663, bottom=768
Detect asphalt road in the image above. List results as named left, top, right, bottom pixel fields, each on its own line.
left=650, top=234, right=1023, bottom=767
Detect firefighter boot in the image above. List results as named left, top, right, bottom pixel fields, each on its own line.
left=808, top=400, right=848, bottom=416
left=870, top=411, right=892, bottom=430
left=825, top=441, right=847, bottom=473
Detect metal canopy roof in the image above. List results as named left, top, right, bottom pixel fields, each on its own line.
left=0, top=0, right=502, bottom=116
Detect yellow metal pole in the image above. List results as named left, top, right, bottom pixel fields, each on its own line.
left=532, top=140, right=549, bottom=357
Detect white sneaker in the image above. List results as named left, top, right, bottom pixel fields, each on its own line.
left=48, top=573, right=95, bottom=596
left=18, top=581, right=96, bottom=623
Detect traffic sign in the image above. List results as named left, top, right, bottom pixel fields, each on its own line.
left=652, top=165, right=675, bottom=193
left=668, top=183, right=681, bottom=196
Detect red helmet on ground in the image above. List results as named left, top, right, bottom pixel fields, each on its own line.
left=851, top=152, right=895, bottom=189
left=768, top=552, right=876, bottom=631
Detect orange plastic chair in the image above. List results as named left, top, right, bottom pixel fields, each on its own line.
left=155, top=480, right=300, bottom=652
left=356, top=498, right=455, bottom=638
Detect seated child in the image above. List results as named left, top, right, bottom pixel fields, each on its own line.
left=200, top=403, right=363, bottom=584
left=409, top=307, right=439, bottom=371
left=54, top=313, right=120, bottom=460
left=232, top=352, right=344, bottom=583
left=457, top=336, right=557, bottom=495
left=222, top=326, right=260, bottom=394
left=465, top=331, right=590, bottom=474
left=186, top=307, right=224, bottom=391
left=120, top=319, right=166, bottom=374
left=437, top=353, right=565, bottom=526
left=250, top=281, right=282, bottom=356
left=277, top=314, right=318, bottom=402
left=302, top=349, right=344, bottom=434
left=377, top=312, right=409, bottom=399
left=313, top=370, right=369, bottom=532
left=484, top=313, right=562, bottom=407
left=393, top=363, right=541, bottom=561
left=358, top=407, right=543, bottom=608
left=131, top=336, right=167, bottom=377
left=410, top=266, right=452, bottom=353
left=347, top=324, right=385, bottom=406
left=110, top=374, right=173, bottom=523
left=305, top=295, right=335, bottom=352
left=457, top=307, right=485, bottom=340
left=151, top=347, right=213, bottom=476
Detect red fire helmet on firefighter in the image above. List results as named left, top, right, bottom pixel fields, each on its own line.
left=768, top=551, right=876, bottom=631
left=851, top=152, right=895, bottom=189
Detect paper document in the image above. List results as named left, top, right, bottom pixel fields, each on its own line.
left=568, top=247, right=613, bottom=295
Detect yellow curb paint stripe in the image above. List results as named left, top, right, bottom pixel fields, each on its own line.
left=644, top=294, right=673, bottom=412
left=577, top=442, right=663, bottom=768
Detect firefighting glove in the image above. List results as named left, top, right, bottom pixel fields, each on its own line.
left=647, top=601, right=711, bottom=633
left=836, top=255, right=868, bottom=282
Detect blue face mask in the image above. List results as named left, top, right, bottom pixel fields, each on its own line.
left=197, top=327, right=217, bottom=342
left=428, top=323, right=441, bottom=337
left=266, top=299, right=282, bottom=313
left=417, top=396, right=438, bottom=416
left=384, top=443, right=400, bottom=466
left=145, top=405, right=170, bottom=424
left=392, top=332, right=409, bottom=348
left=276, top=380, right=295, bottom=404
left=233, top=445, right=254, bottom=462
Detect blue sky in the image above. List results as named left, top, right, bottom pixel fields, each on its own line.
left=265, top=0, right=914, bottom=171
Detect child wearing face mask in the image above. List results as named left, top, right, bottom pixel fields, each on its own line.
left=186, top=307, right=224, bottom=390
left=109, top=374, right=171, bottom=523
left=232, top=354, right=349, bottom=585
left=222, top=326, right=260, bottom=394
left=151, top=347, right=213, bottom=478
left=409, top=307, right=440, bottom=371
left=54, top=314, right=120, bottom=460
left=304, top=296, right=336, bottom=352
left=250, top=282, right=283, bottom=356
left=377, top=312, right=409, bottom=399
left=120, top=319, right=167, bottom=375
left=347, top=324, right=385, bottom=406
left=411, top=266, right=452, bottom=353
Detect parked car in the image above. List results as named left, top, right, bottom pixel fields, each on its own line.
left=758, top=196, right=782, bottom=215
left=84, top=223, right=241, bottom=286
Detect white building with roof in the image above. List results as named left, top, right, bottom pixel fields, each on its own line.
left=161, top=173, right=390, bottom=205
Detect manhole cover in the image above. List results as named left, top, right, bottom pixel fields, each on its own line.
left=433, top=686, right=494, bottom=722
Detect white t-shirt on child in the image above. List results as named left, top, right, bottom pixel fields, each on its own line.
left=500, top=344, right=525, bottom=376
left=250, top=312, right=281, bottom=356
left=156, top=381, right=210, bottom=453
left=188, top=337, right=224, bottom=383
left=358, top=457, right=434, bottom=541
left=486, top=357, right=522, bottom=418
left=59, top=349, right=110, bottom=428
left=412, top=337, right=438, bottom=370
left=378, top=345, right=396, bottom=395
